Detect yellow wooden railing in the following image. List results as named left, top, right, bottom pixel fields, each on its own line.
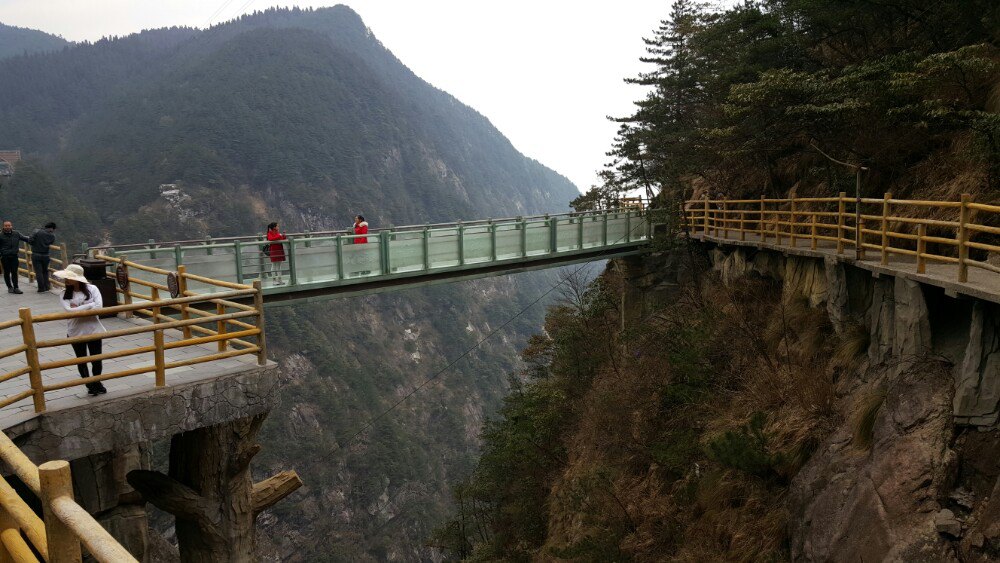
left=0, top=256, right=267, bottom=414
left=685, top=192, right=1000, bottom=283
left=0, top=430, right=138, bottom=562
left=0, top=255, right=271, bottom=561
left=16, top=243, right=70, bottom=289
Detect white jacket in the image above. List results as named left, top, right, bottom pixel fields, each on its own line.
left=60, top=284, right=107, bottom=338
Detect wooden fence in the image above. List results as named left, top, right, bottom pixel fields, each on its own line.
left=685, top=192, right=1000, bottom=283
left=0, top=255, right=267, bottom=414
left=0, top=430, right=138, bottom=562
left=15, top=243, right=70, bottom=289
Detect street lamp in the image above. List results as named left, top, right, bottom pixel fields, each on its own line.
left=810, top=142, right=869, bottom=260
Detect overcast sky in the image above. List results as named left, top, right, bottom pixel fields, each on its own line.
left=0, top=1, right=680, bottom=192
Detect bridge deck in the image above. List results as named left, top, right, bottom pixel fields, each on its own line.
left=0, top=286, right=262, bottom=431
left=694, top=230, right=1000, bottom=305
left=98, top=210, right=650, bottom=304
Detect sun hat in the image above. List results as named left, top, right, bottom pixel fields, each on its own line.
left=53, top=264, right=89, bottom=284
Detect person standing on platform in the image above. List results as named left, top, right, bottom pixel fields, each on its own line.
left=353, top=215, right=369, bottom=244
left=54, top=264, right=107, bottom=395
left=29, top=222, right=57, bottom=293
left=266, top=222, right=287, bottom=285
left=0, top=221, right=29, bottom=294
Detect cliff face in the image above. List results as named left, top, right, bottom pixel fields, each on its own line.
left=435, top=240, right=1000, bottom=561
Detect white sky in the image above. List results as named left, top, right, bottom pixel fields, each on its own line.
left=0, top=1, right=678, bottom=192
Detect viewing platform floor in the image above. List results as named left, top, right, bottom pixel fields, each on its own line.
left=0, top=283, right=267, bottom=433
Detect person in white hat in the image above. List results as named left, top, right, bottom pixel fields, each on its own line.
left=53, top=264, right=107, bottom=395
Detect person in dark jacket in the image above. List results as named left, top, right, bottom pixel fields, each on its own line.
left=29, top=222, right=56, bottom=293
left=0, top=221, right=29, bottom=294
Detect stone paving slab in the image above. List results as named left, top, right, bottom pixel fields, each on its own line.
left=0, top=279, right=268, bottom=431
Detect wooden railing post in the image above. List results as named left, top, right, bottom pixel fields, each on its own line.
left=959, top=193, right=971, bottom=282
left=811, top=213, right=818, bottom=250
left=253, top=280, right=267, bottom=366
left=154, top=329, right=165, bottom=388
left=38, top=461, right=82, bottom=563
left=703, top=195, right=710, bottom=235
left=917, top=224, right=927, bottom=274
left=739, top=211, right=746, bottom=242
left=217, top=302, right=228, bottom=352
left=150, top=287, right=161, bottom=323
left=19, top=308, right=45, bottom=413
left=721, top=197, right=729, bottom=239
left=176, top=265, right=191, bottom=339
left=789, top=198, right=797, bottom=247
left=24, top=245, right=34, bottom=284
left=836, top=192, right=846, bottom=254
left=858, top=218, right=867, bottom=260
left=759, top=195, right=766, bottom=243
left=881, top=192, right=892, bottom=265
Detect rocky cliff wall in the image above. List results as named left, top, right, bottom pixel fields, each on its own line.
left=703, top=244, right=1000, bottom=561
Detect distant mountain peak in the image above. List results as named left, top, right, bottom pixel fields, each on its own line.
left=0, top=22, right=70, bottom=60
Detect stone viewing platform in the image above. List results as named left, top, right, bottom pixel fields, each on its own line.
left=0, top=249, right=294, bottom=562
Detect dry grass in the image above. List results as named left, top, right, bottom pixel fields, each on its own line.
left=850, top=387, right=887, bottom=449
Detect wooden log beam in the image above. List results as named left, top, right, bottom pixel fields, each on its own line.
left=251, top=471, right=303, bottom=516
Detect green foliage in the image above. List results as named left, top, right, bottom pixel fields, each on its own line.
left=707, top=412, right=785, bottom=481
left=599, top=0, right=1000, bottom=204
left=0, top=23, right=69, bottom=60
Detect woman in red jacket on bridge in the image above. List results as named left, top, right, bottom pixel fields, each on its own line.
left=266, top=222, right=287, bottom=285
left=353, top=215, right=369, bottom=244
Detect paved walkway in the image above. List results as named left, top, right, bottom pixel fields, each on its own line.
left=0, top=280, right=262, bottom=431
left=693, top=230, right=1000, bottom=305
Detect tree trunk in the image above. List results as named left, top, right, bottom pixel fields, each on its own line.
left=127, top=412, right=301, bottom=562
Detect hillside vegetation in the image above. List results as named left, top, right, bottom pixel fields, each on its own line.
left=445, top=1, right=1000, bottom=560
left=0, top=22, right=69, bottom=60
left=578, top=0, right=999, bottom=210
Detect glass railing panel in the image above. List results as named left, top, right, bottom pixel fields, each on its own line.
left=462, top=225, right=492, bottom=264
left=555, top=218, right=579, bottom=251
left=495, top=224, right=522, bottom=259
left=582, top=216, right=604, bottom=248
left=606, top=214, right=628, bottom=244
left=293, top=238, right=340, bottom=284
left=341, top=238, right=383, bottom=278
left=525, top=221, right=551, bottom=255
left=387, top=232, right=426, bottom=273
left=428, top=228, right=461, bottom=268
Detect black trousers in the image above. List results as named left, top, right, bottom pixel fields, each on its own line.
left=71, top=340, right=103, bottom=379
left=0, top=255, right=18, bottom=289
left=32, top=255, right=50, bottom=291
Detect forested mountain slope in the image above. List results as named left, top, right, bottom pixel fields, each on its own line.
left=443, top=1, right=1000, bottom=561
left=0, top=22, right=69, bottom=60
left=0, top=6, right=579, bottom=560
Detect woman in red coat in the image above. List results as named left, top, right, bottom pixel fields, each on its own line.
left=353, top=215, right=369, bottom=244
left=266, top=222, right=287, bottom=285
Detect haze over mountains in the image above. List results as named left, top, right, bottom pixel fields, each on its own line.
left=0, top=22, right=68, bottom=59
left=0, top=6, right=579, bottom=560
left=0, top=5, right=577, bottom=241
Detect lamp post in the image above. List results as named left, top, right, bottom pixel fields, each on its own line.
left=810, top=143, right=869, bottom=261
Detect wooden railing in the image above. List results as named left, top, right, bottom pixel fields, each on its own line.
left=15, top=243, right=70, bottom=290
left=685, top=192, right=1000, bottom=283
left=0, top=430, right=138, bottom=562
left=0, top=256, right=267, bottom=414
